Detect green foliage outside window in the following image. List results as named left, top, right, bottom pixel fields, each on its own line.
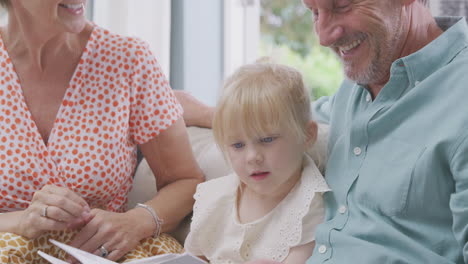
left=259, top=0, right=344, bottom=99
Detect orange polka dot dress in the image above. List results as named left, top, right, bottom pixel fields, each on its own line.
left=0, top=26, right=182, bottom=213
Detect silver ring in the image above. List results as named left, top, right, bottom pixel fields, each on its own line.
left=41, top=206, right=49, bottom=218
left=99, top=245, right=109, bottom=258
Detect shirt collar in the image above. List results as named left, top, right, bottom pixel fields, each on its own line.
left=399, top=17, right=468, bottom=86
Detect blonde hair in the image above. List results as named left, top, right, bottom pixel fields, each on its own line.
left=213, top=60, right=311, bottom=154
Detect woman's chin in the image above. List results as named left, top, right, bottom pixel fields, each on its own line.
left=63, top=20, right=89, bottom=34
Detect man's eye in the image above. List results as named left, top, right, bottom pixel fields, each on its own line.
left=260, top=137, right=275, bottom=143
left=334, top=0, right=352, bottom=12
left=336, top=5, right=350, bottom=12
left=335, top=2, right=351, bottom=11
left=232, top=142, right=245, bottom=149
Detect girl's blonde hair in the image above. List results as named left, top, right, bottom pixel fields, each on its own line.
left=213, top=60, right=311, bottom=154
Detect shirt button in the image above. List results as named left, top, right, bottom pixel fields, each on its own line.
left=353, top=147, right=362, bottom=156
left=366, top=94, right=371, bottom=102
left=338, top=205, right=347, bottom=214
left=318, top=245, right=327, bottom=254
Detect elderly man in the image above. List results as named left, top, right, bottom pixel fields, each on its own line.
left=177, top=0, right=468, bottom=263
left=302, top=0, right=468, bottom=263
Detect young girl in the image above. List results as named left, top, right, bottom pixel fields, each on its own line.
left=184, top=61, right=330, bottom=264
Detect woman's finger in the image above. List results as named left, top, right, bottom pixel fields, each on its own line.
left=40, top=205, right=78, bottom=223
left=21, top=206, right=69, bottom=238
left=91, top=235, right=133, bottom=261
left=68, top=211, right=103, bottom=251
left=41, top=185, right=89, bottom=208
left=104, top=249, right=124, bottom=262
left=32, top=185, right=91, bottom=219
left=91, top=239, right=121, bottom=259
left=69, top=210, right=142, bottom=261
left=37, top=214, right=69, bottom=231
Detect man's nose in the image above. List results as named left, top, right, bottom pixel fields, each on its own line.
left=316, top=15, right=344, bottom=47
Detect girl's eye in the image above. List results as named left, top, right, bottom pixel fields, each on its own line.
left=260, top=137, right=275, bottom=143
left=232, top=142, right=245, bottom=149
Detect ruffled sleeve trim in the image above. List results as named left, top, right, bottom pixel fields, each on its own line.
left=261, top=155, right=330, bottom=262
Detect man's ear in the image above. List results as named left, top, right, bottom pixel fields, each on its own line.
left=305, top=121, right=318, bottom=147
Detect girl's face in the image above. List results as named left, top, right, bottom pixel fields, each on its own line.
left=226, top=124, right=312, bottom=199
left=13, top=0, right=88, bottom=34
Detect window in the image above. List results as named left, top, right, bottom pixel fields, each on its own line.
left=259, top=0, right=344, bottom=98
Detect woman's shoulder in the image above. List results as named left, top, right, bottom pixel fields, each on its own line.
left=91, top=26, right=152, bottom=57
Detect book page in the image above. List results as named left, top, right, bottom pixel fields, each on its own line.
left=126, top=253, right=179, bottom=264
left=37, top=251, right=70, bottom=264
left=39, top=239, right=207, bottom=264
left=159, top=253, right=207, bottom=264
left=126, top=252, right=206, bottom=264
left=43, top=239, right=117, bottom=264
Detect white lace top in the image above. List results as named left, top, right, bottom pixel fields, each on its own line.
left=184, top=155, right=330, bottom=264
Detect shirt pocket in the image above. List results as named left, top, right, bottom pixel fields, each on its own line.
left=354, top=138, right=426, bottom=217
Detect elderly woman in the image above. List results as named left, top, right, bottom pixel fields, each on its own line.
left=0, top=0, right=204, bottom=263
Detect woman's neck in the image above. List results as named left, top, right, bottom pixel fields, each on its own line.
left=1, top=11, right=91, bottom=72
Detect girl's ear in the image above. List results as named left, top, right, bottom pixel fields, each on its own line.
left=305, top=121, right=318, bottom=147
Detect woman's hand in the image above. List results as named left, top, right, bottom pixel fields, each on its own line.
left=68, top=208, right=152, bottom=262
left=16, top=184, right=92, bottom=239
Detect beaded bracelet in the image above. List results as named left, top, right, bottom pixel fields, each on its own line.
left=135, top=203, right=164, bottom=238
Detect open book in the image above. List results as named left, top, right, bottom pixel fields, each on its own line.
left=38, top=239, right=207, bottom=264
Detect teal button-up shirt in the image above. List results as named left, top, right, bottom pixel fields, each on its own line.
left=308, top=17, right=468, bottom=263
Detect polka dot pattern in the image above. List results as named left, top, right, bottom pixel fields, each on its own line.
left=0, top=27, right=182, bottom=212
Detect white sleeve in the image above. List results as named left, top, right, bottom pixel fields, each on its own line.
left=183, top=184, right=205, bottom=256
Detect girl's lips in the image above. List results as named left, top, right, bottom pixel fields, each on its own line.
left=250, top=172, right=269, bottom=181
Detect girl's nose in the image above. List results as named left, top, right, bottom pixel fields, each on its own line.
left=247, top=147, right=263, bottom=164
